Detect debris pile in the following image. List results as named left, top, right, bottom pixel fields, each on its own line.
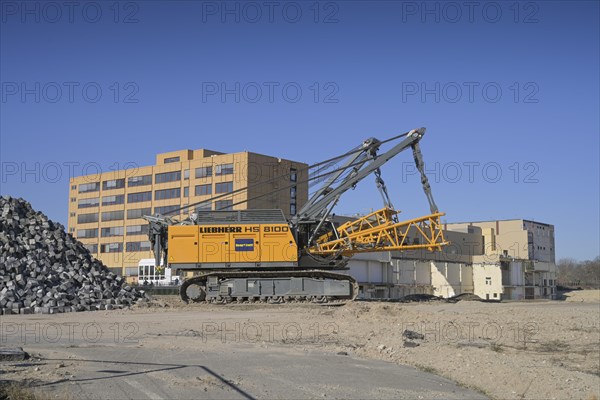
left=0, top=196, right=146, bottom=315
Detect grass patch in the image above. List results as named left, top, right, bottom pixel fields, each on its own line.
left=490, top=342, right=504, bottom=352
left=0, top=383, right=36, bottom=400
left=0, top=382, right=73, bottom=400
left=414, top=363, right=438, bottom=374
left=569, top=326, right=599, bottom=333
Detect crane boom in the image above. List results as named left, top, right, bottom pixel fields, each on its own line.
left=310, top=207, right=447, bottom=256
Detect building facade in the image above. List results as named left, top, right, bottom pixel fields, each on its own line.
left=68, top=148, right=307, bottom=277
left=447, top=219, right=558, bottom=299
left=349, top=219, right=558, bottom=300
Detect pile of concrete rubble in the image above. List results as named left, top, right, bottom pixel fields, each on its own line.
left=0, top=196, right=147, bottom=315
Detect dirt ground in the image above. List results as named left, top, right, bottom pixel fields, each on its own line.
left=1, top=290, right=599, bottom=400
left=562, top=289, right=600, bottom=303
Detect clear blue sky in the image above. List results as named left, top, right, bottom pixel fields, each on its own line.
left=1, top=1, right=598, bottom=261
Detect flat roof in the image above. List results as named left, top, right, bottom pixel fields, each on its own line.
left=446, top=219, right=553, bottom=227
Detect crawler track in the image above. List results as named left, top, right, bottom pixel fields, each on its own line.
left=180, top=270, right=359, bottom=305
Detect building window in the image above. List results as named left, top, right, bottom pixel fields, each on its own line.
left=290, top=204, right=297, bottom=215
left=79, top=182, right=99, bottom=193
left=70, top=212, right=76, bottom=217
left=196, top=203, right=212, bottom=212
left=290, top=168, right=297, bottom=182
left=77, top=213, right=98, bottom=224
left=215, top=163, right=233, bottom=176
left=485, top=277, right=492, bottom=285
left=102, top=179, right=125, bottom=190
left=215, top=181, right=233, bottom=194
left=77, top=228, right=98, bottom=238
left=215, top=200, right=233, bottom=210
left=195, top=166, right=212, bottom=178
left=71, top=197, right=76, bottom=203
left=155, top=171, right=181, bottom=184
left=127, top=207, right=152, bottom=219
left=128, top=191, right=152, bottom=203
left=84, top=243, right=98, bottom=253
left=126, top=241, right=152, bottom=252
left=128, top=175, right=152, bottom=187
left=183, top=187, right=189, bottom=197
left=71, top=185, right=77, bottom=190
left=195, top=184, right=212, bottom=196
left=100, top=243, right=123, bottom=253
left=126, top=225, right=149, bottom=236
left=101, top=226, right=124, bottom=237
left=155, top=187, right=181, bottom=200
left=164, top=156, right=180, bottom=164
left=101, top=210, right=125, bottom=221
left=102, top=195, right=125, bottom=206
left=78, top=197, right=99, bottom=209
left=290, top=187, right=297, bottom=199
left=154, top=205, right=179, bottom=216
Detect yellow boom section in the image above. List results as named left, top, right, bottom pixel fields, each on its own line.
left=309, top=207, right=448, bottom=256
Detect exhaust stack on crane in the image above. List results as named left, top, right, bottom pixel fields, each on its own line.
left=144, top=127, right=447, bottom=304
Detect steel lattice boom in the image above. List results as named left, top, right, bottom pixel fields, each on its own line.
left=310, top=207, right=448, bottom=256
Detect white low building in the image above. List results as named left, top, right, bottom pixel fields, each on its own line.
left=348, top=219, right=557, bottom=301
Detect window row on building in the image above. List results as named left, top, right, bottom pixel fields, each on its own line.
left=76, top=163, right=235, bottom=193
left=76, top=182, right=233, bottom=209
left=76, top=199, right=238, bottom=224
left=83, top=240, right=152, bottom=254
left=96, top=241, right=152, bottom=253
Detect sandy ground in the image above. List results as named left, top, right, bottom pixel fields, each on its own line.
left=1, top=290, right=599, bottom=400
left=562, top=289, right=600, bottom=303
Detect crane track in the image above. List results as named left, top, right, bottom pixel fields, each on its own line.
left=180, top=270, right=359, bottom=306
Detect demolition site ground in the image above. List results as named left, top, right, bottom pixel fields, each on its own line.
left=0, top=290, right=598, bottom=400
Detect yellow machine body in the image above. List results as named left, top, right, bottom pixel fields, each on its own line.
left=167, top=223, right=298, bottom=265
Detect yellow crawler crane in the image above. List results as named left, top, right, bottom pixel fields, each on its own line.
left=145, top=127, right=447, bottom=304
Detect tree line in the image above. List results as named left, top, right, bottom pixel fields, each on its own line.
left=557, top=257, right=600, bottom=288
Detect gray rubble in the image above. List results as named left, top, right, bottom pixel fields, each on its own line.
left=0, top=196, right=146, bottom=315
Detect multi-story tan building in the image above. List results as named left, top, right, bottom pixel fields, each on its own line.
left=445, top=219, right=556, bottom=263
left=446, top=219, right=557, bottom=299
left=68, top=149, right=308, bottom=277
